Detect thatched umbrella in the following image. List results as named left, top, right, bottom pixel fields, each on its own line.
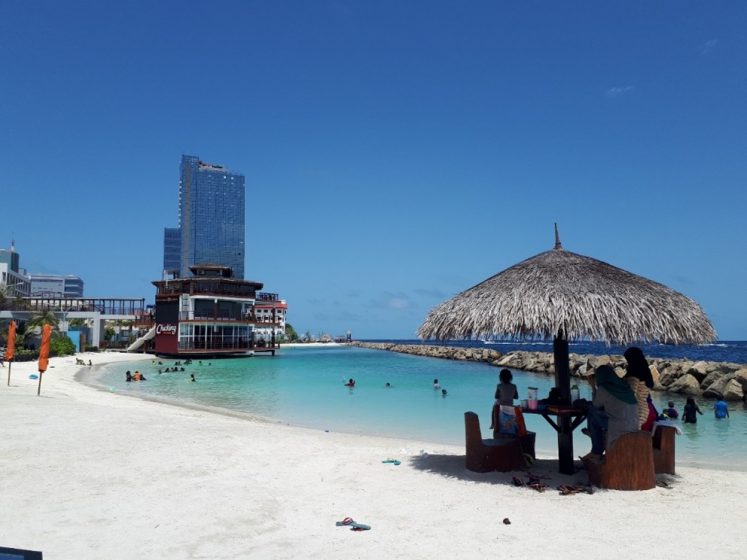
left=418, top=227, right=716, bottom=472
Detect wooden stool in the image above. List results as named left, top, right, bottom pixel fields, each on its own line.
left=584, top=431, right=656, bottom=491
left=652, top=425, right=676, bottom=475
left=465, top=411, right=525, bottom=472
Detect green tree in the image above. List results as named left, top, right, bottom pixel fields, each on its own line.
left=50, top=332, right=76, bottom=356
left=285, top=323, right=299, bottom=342
left=25, top=310, right=60, bottom=333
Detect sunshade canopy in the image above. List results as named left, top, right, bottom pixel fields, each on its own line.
left=418, top=241, right=715, bottom=345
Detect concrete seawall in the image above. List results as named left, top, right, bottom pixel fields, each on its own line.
left=350, top=342, right=747, bottom=401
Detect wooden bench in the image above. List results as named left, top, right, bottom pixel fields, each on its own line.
left=464, top=411, right=525, bottom=472
left=583, top=431, right=656, bottom=490
left=652, top=425, right=677, bottom=475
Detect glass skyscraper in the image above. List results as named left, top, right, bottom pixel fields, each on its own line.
left=163, top=227, right=181, bottom=274
left=163, top=155, right=246, bottom=279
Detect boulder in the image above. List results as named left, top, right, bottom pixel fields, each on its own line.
left=668, top=374, right=701, bottom=396
left=686, top=361, right=709, bottom=382
left=733, top=368, right=747, bottom=393
left=650, top=365, right=661, bottom=386
left=703, top=375, right=735, bottom=399
left=722, top=379, right=744, bottom=401
left=588, top=355, right=611, bottom=369
left=658, top=370, right=680, bottom=388
left=700, top=370, right=727, bottom=390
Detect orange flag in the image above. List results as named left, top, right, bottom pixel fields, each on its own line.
left=6, top=320, right=16, bottom=361
left=38, top=324, right=52, bottom=373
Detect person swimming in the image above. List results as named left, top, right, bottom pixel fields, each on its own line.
left=344, top=378, right=356, bottom=387
left=190, top=374, right=196, bottom=382
left=433, top=378, right=441, bottom=390
left=441, top=388, right=448, bottom=397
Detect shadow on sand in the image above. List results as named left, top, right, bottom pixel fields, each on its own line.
left=408, top=453, right=593, bottom=488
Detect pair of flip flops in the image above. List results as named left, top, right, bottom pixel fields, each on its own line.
left=336, top=517, right=371, bottom=531
left=382, top=458, right=401, bottom=466
left=511, top=475, right=547, bottom=492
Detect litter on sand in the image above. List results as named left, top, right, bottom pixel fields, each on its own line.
left=336, top=517, right=371, bottom=531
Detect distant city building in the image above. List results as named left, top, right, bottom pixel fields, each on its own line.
left=163, top=155, right=246, bottom=279
left=253, top=293, right=287, bottom=343
left=0, top=245, right=31, bottom=297
left=163, top=227, right=181, bottom=275
left=29, top=274, right=85, bottom=297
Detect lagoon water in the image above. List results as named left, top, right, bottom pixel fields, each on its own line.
left=89, top=345, right=747, bottom=471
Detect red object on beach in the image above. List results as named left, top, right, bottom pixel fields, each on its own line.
left=6, top=320, right=16, bottom=386
left=37, top=324, right=52, bottom=396
left=6, top=320, right=16, bottom=361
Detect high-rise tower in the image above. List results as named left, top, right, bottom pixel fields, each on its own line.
left=163, top=155, right=246, bottom=279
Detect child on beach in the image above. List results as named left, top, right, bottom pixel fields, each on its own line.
left=491, top=369, right=518, bottom=430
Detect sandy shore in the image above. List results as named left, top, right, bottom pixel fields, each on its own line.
left=1, top=352, right=746, bottom=559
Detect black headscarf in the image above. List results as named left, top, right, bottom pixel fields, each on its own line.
left=623, top=347, right=654, bottom=388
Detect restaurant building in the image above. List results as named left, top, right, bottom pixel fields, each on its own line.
left=151, top=264, right=276, bottom=357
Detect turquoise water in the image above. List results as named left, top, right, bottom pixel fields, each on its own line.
left=89, top=346, right=747, bottom=470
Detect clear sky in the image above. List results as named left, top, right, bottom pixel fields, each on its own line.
left=1, top=1, right=745, bottom=340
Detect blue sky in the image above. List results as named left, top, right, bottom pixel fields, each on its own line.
left=1, top=1, right=745, bottom=339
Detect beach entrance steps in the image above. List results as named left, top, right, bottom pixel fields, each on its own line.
left=464, top=411, right=525, bottom=472
left=583, top=431, right=656, bottom=491
left=652, top=425, right=677, bottom=475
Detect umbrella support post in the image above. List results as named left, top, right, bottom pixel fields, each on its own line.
left=553, top=333, right=575, bottom=474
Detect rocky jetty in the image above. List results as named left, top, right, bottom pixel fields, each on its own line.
left=350, top=342, right=747, bottom=401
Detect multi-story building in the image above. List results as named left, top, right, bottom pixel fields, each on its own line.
left=0, top=245, right=31, bottom=297
left=151, top=264, right=265, bottom=357
left=163, top=155, right=246, bottom=280
left=253, top=293, right=288, bottom=344
left=29, top=274, right=84, bottom=297
left=162, top=227, right=181, bottom=276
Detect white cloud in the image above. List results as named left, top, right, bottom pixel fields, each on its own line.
left=387, top=297, right=411, bottom=310
left=700, top=39, right=718, bottom=55
left=605, top=85, right=635, bottom=98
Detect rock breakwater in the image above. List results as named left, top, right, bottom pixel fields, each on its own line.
left=350, top=342, right=747, bottom=401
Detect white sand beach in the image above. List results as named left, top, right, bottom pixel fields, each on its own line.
left=1, top=352, right=746, bottom=559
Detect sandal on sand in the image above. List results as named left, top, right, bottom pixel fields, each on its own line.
left=336, top=517, right=372, bottom=531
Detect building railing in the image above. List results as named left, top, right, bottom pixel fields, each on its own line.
left=4, top=297, right=146, bottom=315
left=178, top=339, right=252, bottom=351
left=177, top=312, right=282, bottom=325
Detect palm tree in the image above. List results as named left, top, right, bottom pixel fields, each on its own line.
left=25, top=310, right=60, bottom=333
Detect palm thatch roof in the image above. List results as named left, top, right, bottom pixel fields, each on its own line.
left=418, top=243, right=716, bottom=345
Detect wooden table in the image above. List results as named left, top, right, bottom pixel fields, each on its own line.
left=521, top=407, right=587, bottom=475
